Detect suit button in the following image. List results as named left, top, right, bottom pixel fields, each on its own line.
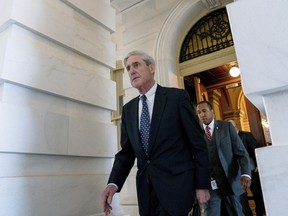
left=147, top=160, right=150, bottom=163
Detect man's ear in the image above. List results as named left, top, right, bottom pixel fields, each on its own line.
left=149, top=64, right=155, bottom=73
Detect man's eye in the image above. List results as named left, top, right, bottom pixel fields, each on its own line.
left=126, top=62, right=140, bottom=71
left=133, top=62, right=139, bottom=68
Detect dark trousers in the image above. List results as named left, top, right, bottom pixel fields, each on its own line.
left=250, top=171, right=265, bottom=216
left=206, top=189, right=242, bottom=216
left=240, top=192, right=253, bottom=216
left=148, top=179, right=188, bottom=216
left=239, top=171, right=266, bottom=216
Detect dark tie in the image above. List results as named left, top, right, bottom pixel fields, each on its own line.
left=205, top=126, right=212, bottom=140
left=140, top=95, right=150, bottom=155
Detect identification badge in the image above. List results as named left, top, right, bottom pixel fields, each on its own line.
left=211, top=179, right=218, bottom=190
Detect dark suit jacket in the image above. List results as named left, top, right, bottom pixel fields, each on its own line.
left=108, top=85, right=210, bottom=215
left=238, top=131, right=259, bottom=168
left=211, top=120, right=251, bottom=196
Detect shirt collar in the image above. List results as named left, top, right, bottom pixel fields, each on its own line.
left=140, top=83, right=157, bottom=101
left=203, top=119, right=215, bottom=131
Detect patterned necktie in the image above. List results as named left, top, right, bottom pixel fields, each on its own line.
left=140, top=95, right=150, bottom=155
left=205, top=125, right=212, bottom=140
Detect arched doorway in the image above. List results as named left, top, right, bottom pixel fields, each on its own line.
left=178, top=7, right=268, bottom=146
left=154, top=1, right=269, bottom=146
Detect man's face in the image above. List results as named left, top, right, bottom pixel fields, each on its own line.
left=125, top=55, right=154, bottom=92
left=196, top=103, right=214, bottom=125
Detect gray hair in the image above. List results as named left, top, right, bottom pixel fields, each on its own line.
left=123, top=50, right=155, bottom=67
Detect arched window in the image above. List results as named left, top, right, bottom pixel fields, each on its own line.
left=180, top=7, right=234, bottom=62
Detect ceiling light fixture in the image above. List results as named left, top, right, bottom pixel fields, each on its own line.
left=229, top=66, right=240, bottom=77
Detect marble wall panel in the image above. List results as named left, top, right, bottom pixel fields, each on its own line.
left=0, top=0, right=13, bottom=29
left=0, top=25, right=116, bottom=110
left=256, top=146, right=288, bottom=216
left=0, top=102, right=117, bottom=156
left=263, top=90, right=288, bottom=147
left=0, top=0, right=115, bottom=68
left=0, top=83, right=112, bottom=124
left=0, top=102, right=69, bottom=154
left=61, top=0, right=115, bottom=32
left=0, top=153, right=116, bottom=215
left=0, top=153, right=114, bottom=177
left=118, top=0, right=179, bottom=47
left=69, top=118, right=117, bottom=157
left=0, top=175, right=109, bottom=216
left=227, top=0, right=288, bottom=113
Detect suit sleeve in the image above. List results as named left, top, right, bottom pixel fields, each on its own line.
left=107, top=106, right=135, bottom=192
left=245, top=132, right=259, bottom=167
left=179, top=90, right=211, bottom=189
left=229, top=123, right=251, bottom=176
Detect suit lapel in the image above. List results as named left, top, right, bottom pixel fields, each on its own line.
left=148, top=85, right=167, bottom=154
left=213, top=120, right=221, bottom=148
left=128, top=97, right=142, bottom=152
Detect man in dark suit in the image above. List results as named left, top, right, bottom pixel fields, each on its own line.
left=229, top=120, right=266, bottom=216
left=102, top=50, right=211, bottom=216
left=196, top=101, right=251, bottom=216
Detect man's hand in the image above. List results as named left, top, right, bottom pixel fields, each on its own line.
left=241, top=176, right=251, bottom=191
left=102, top=184, right=117, bottom=215
left=195, top=189, right=210, bottom=212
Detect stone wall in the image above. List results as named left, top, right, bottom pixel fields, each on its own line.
left=0, top=0, right=117, bottom=215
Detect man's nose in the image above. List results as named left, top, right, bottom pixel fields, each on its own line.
left=129, top=67, right=137, bottom=74
left=128, top=71, right=134, bottom=77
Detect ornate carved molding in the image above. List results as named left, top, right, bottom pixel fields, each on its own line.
left=201, top=0, right=221, bottom=9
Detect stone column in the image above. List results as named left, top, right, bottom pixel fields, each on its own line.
left=0, top=0, right=120, bottom=215
left=227, top=0, right=288, bottom=215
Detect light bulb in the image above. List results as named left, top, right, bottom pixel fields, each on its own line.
left=229, top=66, right=240, bottom=77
